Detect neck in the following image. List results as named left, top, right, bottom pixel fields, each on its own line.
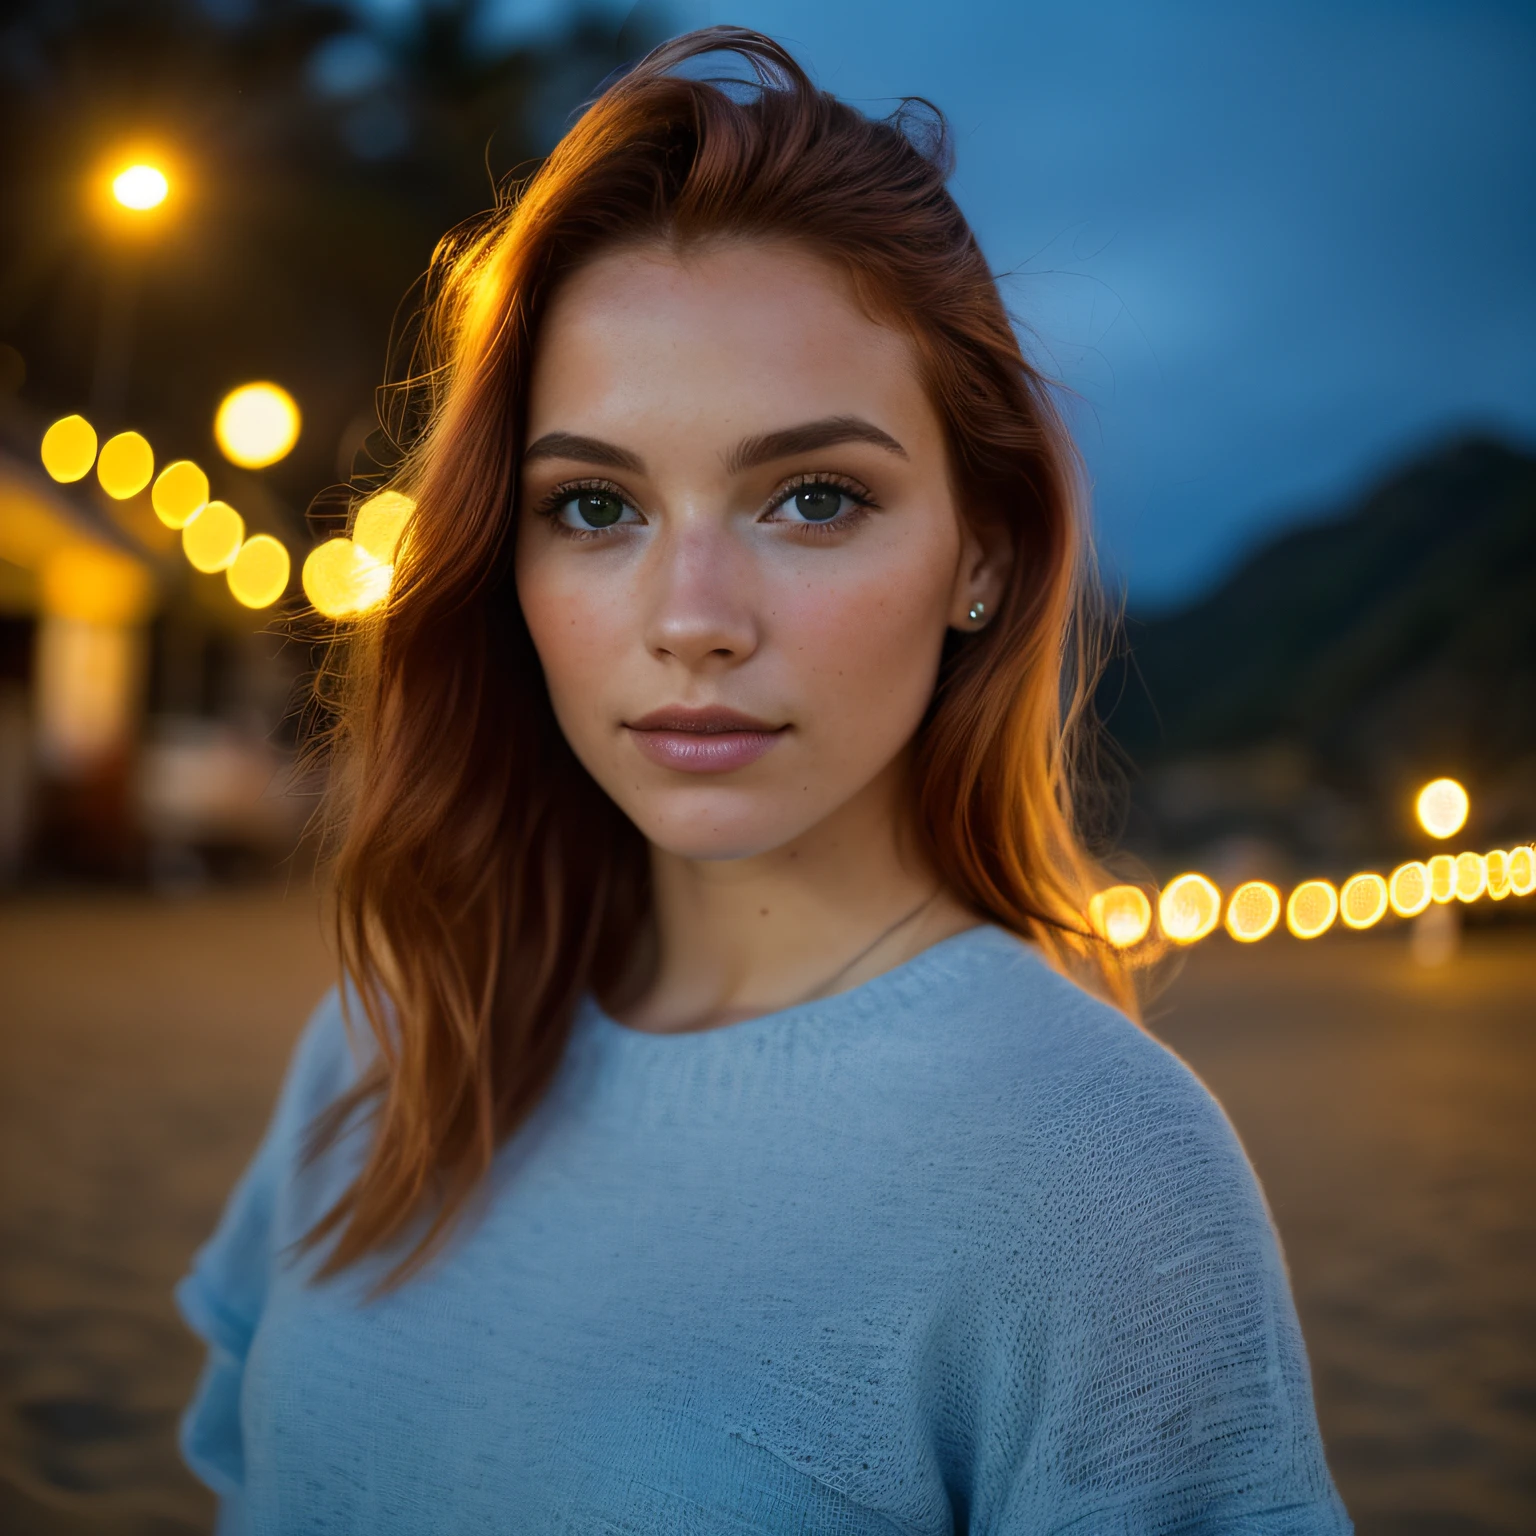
left=616, top=757, right=978, bottom=1034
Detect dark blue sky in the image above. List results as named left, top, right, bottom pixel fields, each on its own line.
left=480, top=0, right=1536, bottom=608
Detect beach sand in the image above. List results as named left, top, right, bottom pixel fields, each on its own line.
left=1, top=886, right=1531, bottom=1533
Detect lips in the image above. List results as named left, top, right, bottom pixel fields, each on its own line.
left=624, top=705, right=787, bottom=774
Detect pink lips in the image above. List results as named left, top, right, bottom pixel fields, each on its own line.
left=625, top=706, right=787, bottom=774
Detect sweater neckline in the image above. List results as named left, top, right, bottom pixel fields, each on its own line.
left=577, top=921, right=1029, bottom=1047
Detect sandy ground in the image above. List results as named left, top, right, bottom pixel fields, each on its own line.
left=0, top=886, right=1531, bottom=1535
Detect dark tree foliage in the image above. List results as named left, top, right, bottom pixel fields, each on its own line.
left=0, top=0, right=665, bottom=536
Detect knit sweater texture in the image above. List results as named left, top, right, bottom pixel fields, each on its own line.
left=175, top=923, right=1351, bottom=1533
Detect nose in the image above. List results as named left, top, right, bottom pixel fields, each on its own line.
left=641, top=519, right=760, bottom=671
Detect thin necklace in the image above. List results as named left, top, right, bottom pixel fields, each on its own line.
left=795, top=887, right=942, bottom=1007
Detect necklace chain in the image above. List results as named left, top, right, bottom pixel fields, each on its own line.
left=794, top=888, right=941, bottom=1007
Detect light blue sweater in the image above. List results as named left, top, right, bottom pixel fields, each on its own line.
left=176, top=924, right=1351, bottom=1533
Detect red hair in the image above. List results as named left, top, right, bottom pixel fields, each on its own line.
left=306, top=26, right=1136, bottom=1284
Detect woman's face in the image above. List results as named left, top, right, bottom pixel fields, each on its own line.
left=515, top=239, right=1001, bottom=863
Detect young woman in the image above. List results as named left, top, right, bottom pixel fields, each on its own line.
left=177, top=27, right=1350, bottom=1534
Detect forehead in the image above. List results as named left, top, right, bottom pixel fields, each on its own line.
left=526, top=239, right=932, bottom=442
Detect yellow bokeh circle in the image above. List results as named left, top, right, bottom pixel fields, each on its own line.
left=182, top=500, right=245, bottom=573
left=1339, top=872, right=1388, bottom=930
left=1087, top=885, right=1153, bottom=949
left=353, top=490, right=415, bottom=566
left=1416, top=777, right=1468, bottom=840
left=1224, top=880, right=1281, bottom=943
left=1388, top=861, right=1431, bottom=918
left=1286, top=879, right=1338, bottom=939
left=226, top=535, right=291, bottom=609
left=1453, top=851, right=1486, bottom=903
left=302, top=537, right=391, bottom=619
left=41, top=415, right=98, bottom=482
left=215, top=382, right=301, bottom=469
left=1158, top=872, right=1222, bottom=944
left=97, top=431, right=154, bottom=499
left=151, top=460, right=210, bottom=529
left=112, top=164, right=169, bottom=210
left=1508, top=846, right=1536, bottom=898
left=1484, top=850, right=1510, bottom=901
left=1427, top=853, right=1456, bottom=904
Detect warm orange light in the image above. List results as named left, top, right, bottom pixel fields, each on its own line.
left=1484, top=850, right=1510, bottom=901
left=353, top=490, right=415, bottom=566
left=182, top=500, right=244, bottom=573
left=1339, top=872, right=1389, bottom=930
left=215, top=382, right=300, bottom=468
left=1388, top=861, right=1431, bottom=918
left=96, top=430, right=154, bottom=499
left=1286, top=879, right=1338, bottom=939
left=226, top=535, right=291, bottom=609
left=151, top=460, right=210, bottom=528
left=1508, top=845, right=1535, bottom=898
left=41, top=415, right=98, bottom=482
left=40, top=544, right=154, bottom=626
left=1428, top=853, right=1456, bottom=904
left=1158, top=872, right=1222, bottom=944
left=1087, top=885, right=1153, bottom=949
left=1224, top=881, right=1281, bottom=943
left=112, top=164, right=169, bottom=210
left=301, top=537, right=391, bottom=619
left=1453, top=851, right=1486, bottom=903
left=1416, top=777, right=1469, bottom=840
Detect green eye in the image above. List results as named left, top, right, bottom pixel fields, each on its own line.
left=791, top=486, right=843, bottom=522
left=572, top=491, right=625, bottom=528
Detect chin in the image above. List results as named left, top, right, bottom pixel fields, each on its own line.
left=620, top=785, right=828, bottom=864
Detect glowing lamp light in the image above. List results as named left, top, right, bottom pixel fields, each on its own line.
left=1158, top=872, right=1221, bottom=945
left=96, top=431, right=154, bottom=499
left=226, top=534, right=291, bottom=609
left=151, top=460, right=210, bottom=528
left=1224, top=881, right=1281, bottom=943
left=1428, top=853, right=1456, bottom=904
left=1416, top=777, right=1469, bottom=840
left=112, top=164, right=169, bottom=210
left=1453, top=851, right=1486, bottom=904
left=1286, top=879, right=1338, bottom=940
left=1508, top=845, right=1535, bottom=898
left=41, top=415, right=98, bottom=482
left=1388, top=862, right=1431, bottom=919
left=353, top=490, right=415, bottom=565
left=1087, top=885, right=1153, bottom=949
left=182, top=500, right=245, bottom=573
left=1484, top=851, right=1510, bottom=901
left=215, top=382, right=301, bottom=469
left=1338, top=872, right=1388, bottom=930
left=302, top=537, right=391, bottom=619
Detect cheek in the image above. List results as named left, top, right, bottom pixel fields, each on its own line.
left=515, top=543, right=632, bottom=721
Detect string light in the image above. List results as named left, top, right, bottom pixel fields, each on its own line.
left=1339, top=872, right=1388, bottom=930
left=40, top=415, right=98, bottom=482
left=96, top=431, right=154, bottom=499
left=1224, top=881, right=1281, bottom=943
left=1158, top=872, right=1222, bottom=944
left=1453, top=851, right=1487, bottom=903
left=1428, top=853, right=1456, bottom=904
left=182, top=500, right=245, bottom=573
left=1286, top=880, right=1339, bottom=939
left=151, top=460, right=210, bottom=528
left=1416, top=777, right=1469, bottom=839
left=1087, top=885, right=1153, bottom=949
left=1388, top=862, right=1431, bottom=918
left=226, top=535, right=291, bottom=609
left=1509, top=846, right=1535, bottom=898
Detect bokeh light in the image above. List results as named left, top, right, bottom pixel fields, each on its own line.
left=1428, top=853, right=1456, bottom=904
left=1339, top=872, right=1389, bottom=930
left=226, top=535, right=291, bottom=609
left=1388, top=861, right=1431, bottom=918
left=112, top=164, right=169, bottom=210
left=302, top=537, right=391, bottom=618
left=96, top=431, right=154, bottom=499
left=1508, top=846, right=1535, bottom=897
left=1453, top=851, right=1486, bottom=903
left=215, top=382, right=301, bottom=468
left=1416, top=777, right=1469, bottom=839
left=1087, top=885, right=1152, bottom=949
left=1485, top=850, right=1510, bottom=901
left=1286, top=879, right=1338, bottom=939
left=40, top=415, right=98, bottom=482
left=1158, top=872, right=1221, bottom=944
left=151, top=460, right=210, bottom=529
left=1224, top=880, right=1281, bottom=943
left=353, top=489, right=415, bottom=565
left=182, top=500, right=245, bottom=573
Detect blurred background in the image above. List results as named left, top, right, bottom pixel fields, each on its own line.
left=1, top=2, right=1532, bottom=1533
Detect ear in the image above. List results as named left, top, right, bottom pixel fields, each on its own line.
left=948, top=511, right=1013, bottom=632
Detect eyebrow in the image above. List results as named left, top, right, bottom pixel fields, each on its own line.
left=521, top=415, right=908, bottom=478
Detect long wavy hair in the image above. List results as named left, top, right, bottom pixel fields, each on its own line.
left=304, top=25, right=1137, bottom=1285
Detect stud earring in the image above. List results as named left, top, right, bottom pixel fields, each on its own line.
left=968, top=601, right=987, bottom=625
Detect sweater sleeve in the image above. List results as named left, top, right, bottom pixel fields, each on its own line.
left=976, top=1028, right=1353, bottom=1536
left=173, top=986, right=358, bottom=1529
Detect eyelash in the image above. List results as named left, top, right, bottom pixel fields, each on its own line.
left=532, top=472, right=879, bottom=542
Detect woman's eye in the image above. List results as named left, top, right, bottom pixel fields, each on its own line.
left=554, top=490, right=636, bottom=530
left=772, top=483, right=861, bottom=523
